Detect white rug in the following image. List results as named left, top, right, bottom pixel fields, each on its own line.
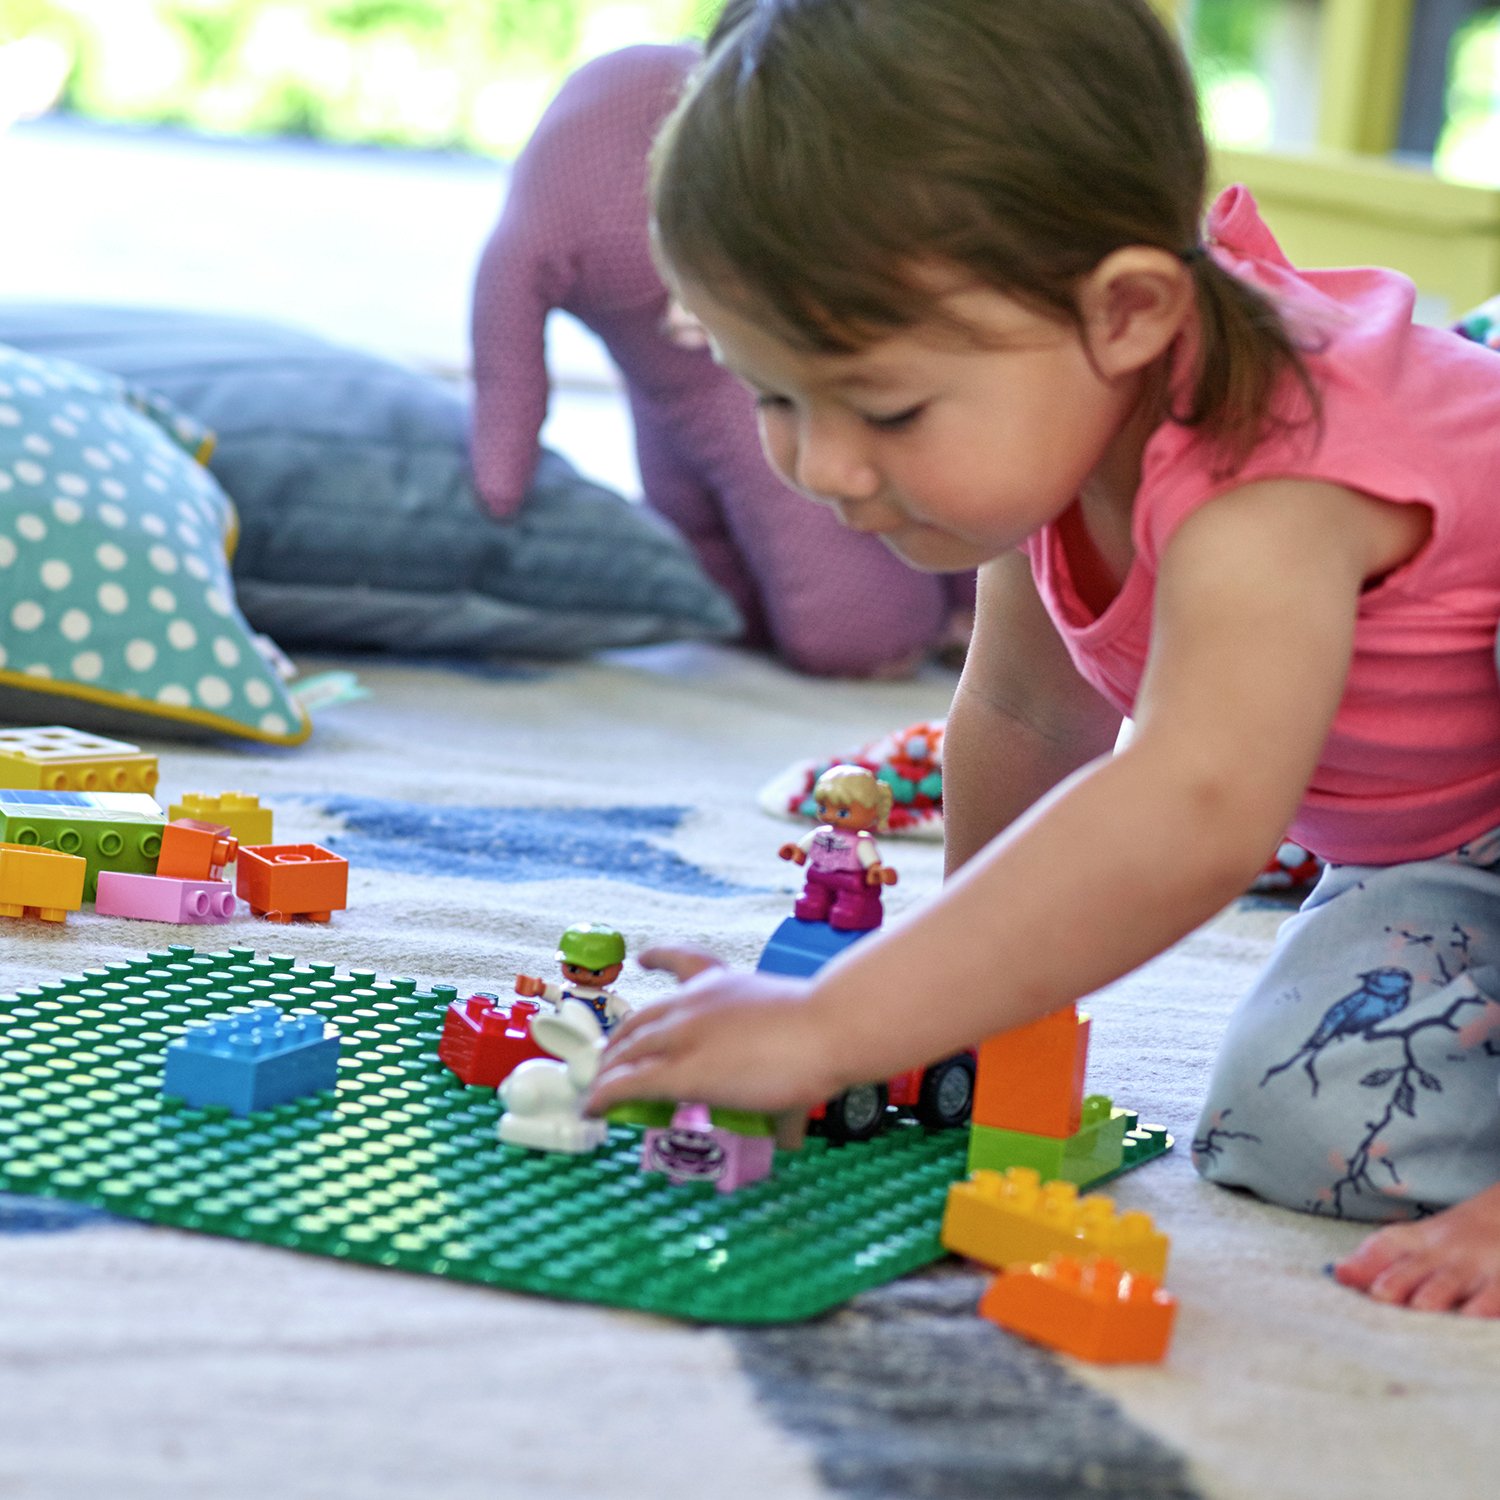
left=1, top=643, right=1495, bottom=1500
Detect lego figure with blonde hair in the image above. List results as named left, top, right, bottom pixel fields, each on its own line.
left=779, top=764, right=898, bottom=930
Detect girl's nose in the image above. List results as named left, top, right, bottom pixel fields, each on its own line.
left=793, top=421, right=879, bottom=505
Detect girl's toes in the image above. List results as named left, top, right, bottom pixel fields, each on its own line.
left=1407, top=1267, right=1473, bottom=1314
left=1335, top=1225, right=1416, bottom=1289
left=1367, top=1252, right=1434, bottom=1306
left=1458, top=1281, right=1500, bottom=1319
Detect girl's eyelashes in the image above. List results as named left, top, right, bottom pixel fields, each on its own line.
left=753, top=392, right=926, bottom=432
left=862, top=403, right=926, bottom=432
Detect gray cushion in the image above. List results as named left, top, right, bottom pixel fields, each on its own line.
left=0, top=304, right=741, bottom=655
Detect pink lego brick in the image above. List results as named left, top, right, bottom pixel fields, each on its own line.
left=94, top=870, right=238, bottom=924
left=641, top=1104, right=775, bottom=1194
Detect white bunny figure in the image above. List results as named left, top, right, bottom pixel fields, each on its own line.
left=496, top=998, right=609, bottom=1153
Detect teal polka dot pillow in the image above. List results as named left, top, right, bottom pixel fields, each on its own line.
left=0, top=344, right=309, bottom=744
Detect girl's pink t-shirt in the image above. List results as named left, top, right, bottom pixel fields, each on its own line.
left=1025, top=185, right=1500, bottom=866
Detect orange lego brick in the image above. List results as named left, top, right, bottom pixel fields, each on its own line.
left=0, top=726, right=158, bottom=794
left=168, top=793, right=273, bottom=848
left=236, top=843, right=348, bottom=923
left=157, top=819, right=239, bottom=882
left=978, top=1254, right=1176, bottom=1364
left=0, top=841, right=87, bottom=922
left=941, top=1165, right=1169, bottom=1278
left=973, top=1004, right=1090, bottom=1137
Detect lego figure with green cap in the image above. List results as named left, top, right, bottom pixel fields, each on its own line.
left=515, top=923, right=634, bottom=1031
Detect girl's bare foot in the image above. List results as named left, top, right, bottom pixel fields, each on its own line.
left=1333, top=1180, right=1500, bottom=1316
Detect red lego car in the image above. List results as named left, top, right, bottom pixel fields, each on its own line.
left=811, top=1050, right=977, bottom=1143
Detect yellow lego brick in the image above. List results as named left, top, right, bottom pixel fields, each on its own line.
left=168, top=792, right=273, bottom=847
left=941, top=1166, right=1169, bottom=1280
left=0, top=726, right=158, bottom=794
left=0, top=842, right=87, bottom=922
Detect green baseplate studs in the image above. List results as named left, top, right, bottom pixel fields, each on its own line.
left=0, top=947, right=1170, bottom=1324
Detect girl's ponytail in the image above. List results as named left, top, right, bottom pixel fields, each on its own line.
left=1178, top=253, right=1321, bottom=465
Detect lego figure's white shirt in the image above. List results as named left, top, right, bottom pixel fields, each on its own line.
left=535, top=980, right=632, bottom=1027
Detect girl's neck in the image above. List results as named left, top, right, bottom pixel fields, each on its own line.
left=1078, top=362, right=1168, bottom=534
left=1063, top=362, right=1173, bottom=612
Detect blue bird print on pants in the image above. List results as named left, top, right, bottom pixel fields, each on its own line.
left=1260, top=967, right=1414, bottom=1095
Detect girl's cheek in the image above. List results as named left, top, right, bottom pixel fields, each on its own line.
left=758, top=415, right=798, bottom=490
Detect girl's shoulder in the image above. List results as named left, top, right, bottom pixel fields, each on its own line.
left=1137, top=190, right=1500, bottom=577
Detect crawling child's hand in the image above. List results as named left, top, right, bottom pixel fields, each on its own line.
left=585, top=945, right=842, bottom=1144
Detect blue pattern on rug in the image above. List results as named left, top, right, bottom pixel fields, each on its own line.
left=0, top=1193, right=114, bottom=1235
left=317, top=796, right=760, bottom=896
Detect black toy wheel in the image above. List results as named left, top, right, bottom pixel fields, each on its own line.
left=820, top=1082, right=890, bottom=1143
left=915, top=1053, right=976, bottom=1129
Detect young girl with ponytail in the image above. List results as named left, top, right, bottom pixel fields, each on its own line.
left=588, top=0, right=1500, bottom=1318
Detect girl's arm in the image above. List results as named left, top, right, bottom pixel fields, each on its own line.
left=590, top=480, right=1397, bottom=1113
left=943, top=549, right=1123, bottom=875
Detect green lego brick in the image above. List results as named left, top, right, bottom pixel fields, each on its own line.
left=0, top=792, right=163, bottom=899
left=606, top=1100, right=776, bottom=1137
left=967, top=1094, right=1148, bottom=1189
left=0, top=946, right=967, bottom=1325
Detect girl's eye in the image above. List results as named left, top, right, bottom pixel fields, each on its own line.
left=863, top=403, right=926, bottom=432
left=755, top=394, right=794, bottom=413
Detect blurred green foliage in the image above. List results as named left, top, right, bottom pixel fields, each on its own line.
left=5, top=0, right=717, bottom=155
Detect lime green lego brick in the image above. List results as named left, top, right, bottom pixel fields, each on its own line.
left=0, top=804, right=163, bottom=899
left=0, top=946, right=966, bottom=1325
left=967, top=1095, right=1143, bottom=1190
left=607, top=1100, right=775, bottom=1137
left=606, top=1099, right=671, bottom=1128
left=968, top=1122, right=1072, bottom=1179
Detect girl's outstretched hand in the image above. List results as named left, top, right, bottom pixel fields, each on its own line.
left=584, top=944, right=842, bottom=1146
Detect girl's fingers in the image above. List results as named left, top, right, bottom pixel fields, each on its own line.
left=606, top=1002, right=659, bottom=1045
left=773, top=1108, right=809, bottom=1151
left=638, top=944, right=726, bottom=983
left=587, top=1055, right=685, bottom=1114
left=602, top=1003, right=688, bottom=1064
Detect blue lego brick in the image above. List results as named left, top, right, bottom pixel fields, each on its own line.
left=0, top=789, right=161, bottom=815
left=756, top=916, right=871, bottom=978
left=163, top=1004, right=341, bottom=1115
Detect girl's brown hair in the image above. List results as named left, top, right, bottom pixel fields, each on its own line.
left=654, top=0, right=1316, bottom=458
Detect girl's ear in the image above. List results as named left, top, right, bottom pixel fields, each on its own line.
left=1075, top=247, right=1195, bottom=380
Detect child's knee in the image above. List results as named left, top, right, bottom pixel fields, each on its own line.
left=1195, top=964, right=1500, bottom=1220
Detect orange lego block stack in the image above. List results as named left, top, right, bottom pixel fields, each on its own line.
left=973, top=1004, right=1091, bottom=1137
left=942, top=1165, right=1169, bottom=1279
left=157, top=819, right=238, bottom=882
left=977, top=1253, right=1176, bottom=1364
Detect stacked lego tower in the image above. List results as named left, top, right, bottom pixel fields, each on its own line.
left=944, top=1006, right=1177, bottom=1362
left=968, top=1004, right=1168, bottom=1187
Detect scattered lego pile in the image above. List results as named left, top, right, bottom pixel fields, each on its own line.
left=0, top=725, right=347, bottom=927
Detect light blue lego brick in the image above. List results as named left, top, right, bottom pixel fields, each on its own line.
left=163, top=1003, right=341, bottom=1115
left=756, top=916, right=871, bottom=978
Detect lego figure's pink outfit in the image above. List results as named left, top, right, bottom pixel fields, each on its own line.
left=1023, top=186, right=1500, bottom=1222
left=792, top=826, right=885, bottom=930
